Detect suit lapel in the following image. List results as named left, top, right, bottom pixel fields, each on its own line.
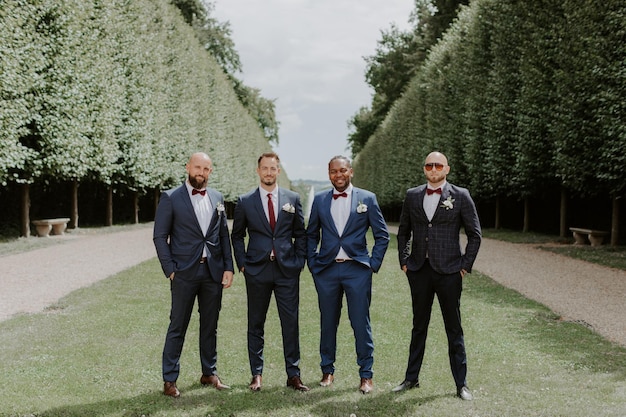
left=254, top=188, right=273, bottom=234
left=206, top=189, right=219, bottom=233
left=323, top=190, right=340, bottom=236
left=416, top=186, right=429, bottom=221
left=180, top=184, right=204, bottom=233
left=342, top=187, right=360, bottom=232
left=276, top=188, right=287, bottom=228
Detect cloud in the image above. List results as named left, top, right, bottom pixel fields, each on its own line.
left=214, top=0, right=414, bottom=181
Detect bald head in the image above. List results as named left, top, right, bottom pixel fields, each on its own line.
left=186, top=152, right=213, bottom=189
left=423, top=151, right=450, bottom=187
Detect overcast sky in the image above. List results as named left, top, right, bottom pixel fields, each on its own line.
left=213, top=0, right=414, bottom=182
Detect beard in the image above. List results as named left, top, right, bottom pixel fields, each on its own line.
left=262, top=177, right=276, bottom=186
left=188, top=174, right=207, bottom=189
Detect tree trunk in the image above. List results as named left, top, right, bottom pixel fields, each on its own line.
left=560, top=188, right=568, bottom=238
left=611, top=196, right=620, bottom=247
left=132, top=191, right=139, bottom=224
left=106, top=186, right=113, bottom=226
left=495, top=196, right=501, bottom=229
left=154, top=188, right=160, bottom=219
left=20, top=183, right=30, bottom=238
left=70, top=179, right=79, bottom=229
left=523, top=197, right=530, bottom=233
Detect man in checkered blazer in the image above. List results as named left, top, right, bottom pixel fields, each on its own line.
left=393, top=151, right=482, bottom=401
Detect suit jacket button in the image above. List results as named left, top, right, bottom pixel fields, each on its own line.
left=428, top=223, right=433, bottom=227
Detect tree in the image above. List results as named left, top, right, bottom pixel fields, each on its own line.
left=348, top=0, right=468, bottom=157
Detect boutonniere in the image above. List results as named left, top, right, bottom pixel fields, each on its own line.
left=216, top=203, right=225, bottom=214
left=440, top=196, right=455, bottom=210
left=356, top=201, right=368, bottom=214
left=282, top=203, right=296, bottom=214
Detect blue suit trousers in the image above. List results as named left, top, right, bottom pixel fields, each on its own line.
left=313, top=260, right=374, bottom=378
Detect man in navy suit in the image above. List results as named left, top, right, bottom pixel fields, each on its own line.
left=231, top=152, right=310, bottom=392
left=306, top=155, right=389, bottom=394
left=153, top=152, right=234, bottom=398
left=393, top=151, right=481, bottom=401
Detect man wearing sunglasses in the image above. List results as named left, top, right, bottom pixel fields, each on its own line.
left=393, top=151, right=482, bottom=401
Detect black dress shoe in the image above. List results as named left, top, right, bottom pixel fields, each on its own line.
left=392, top=380, right=419, bottom=392
left=163, top=381, right=180, bottom=398
left=457, top=385, right=473, bottom=401
left=287, top=375, right=310, bottom=392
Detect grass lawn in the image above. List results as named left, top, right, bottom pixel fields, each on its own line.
left=1, top=235, right=625, bottom=416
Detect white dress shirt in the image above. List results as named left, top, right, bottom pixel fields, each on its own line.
left=186, top=182, right=213, bottom=257
left=260, top=186, right=278, bottom=226
left=261, top=186, right=278, bottom=257
left=331, top=184, right=353, bottom=260
left=423, top=181, right=446, bottom=221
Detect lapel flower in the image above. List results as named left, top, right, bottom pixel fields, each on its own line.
left=440, top=196, right=455, bottom=210
left=282, top=203, right=296, bottom=213
left=356, top=201, right=368, bottom=214
left=216, top=203, right=225, bottom=213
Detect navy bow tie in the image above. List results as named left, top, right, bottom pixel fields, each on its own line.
left=426, top=188, right=442, bottom=195
left=192, top=189, right=206, bottom=196
left=333, top=192, right=348, bottom=200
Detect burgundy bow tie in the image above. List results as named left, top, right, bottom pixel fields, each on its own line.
left=333, top=192, right=348, bottom=200
left=426, top=188, right=442, bottom=195
left=192, top=189, right=206, bottom=196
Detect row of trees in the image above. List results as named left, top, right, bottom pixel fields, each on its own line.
left=347, top=0, right=469, bottom=156
left=0, top=0, right=283, bottom=236
left=352, top=0, right=625, bottom=244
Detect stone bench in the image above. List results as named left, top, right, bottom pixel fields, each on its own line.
left=32, top=218, right=71, bottom=237
left=569, top=227, right=609, bottom=247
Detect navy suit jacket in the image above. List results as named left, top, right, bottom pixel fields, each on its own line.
left=153, top=184, right=234, bottom=281
left=306, top=187, right=389, bottom=276
left=231, top=187, right=306, bottom=277
left=397, top=183, right=481, bottom=275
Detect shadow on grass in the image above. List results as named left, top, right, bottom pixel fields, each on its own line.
left=36, top=383, right=449, bottom=417
left=467, top=272, right=626, bottom=378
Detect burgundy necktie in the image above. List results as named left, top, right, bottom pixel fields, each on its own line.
left=333, top=192, right=348, bottom=200
left=426, top=188, right=442, bottom=195
left=192, top=189, right=206, bottom=196
left=267, top=193, right=276, bottom=231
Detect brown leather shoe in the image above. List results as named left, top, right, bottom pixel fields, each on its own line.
left=163, top=381, right=180, bottom=398
left=359, top=377, right=373, bottom=394
left=319, top=373, right=334, bottom=387
left=286, top=375, right=310, bottom=392
left=249, top=374, right=262, bottom=391
left=200, top=374, right=230, bottom=390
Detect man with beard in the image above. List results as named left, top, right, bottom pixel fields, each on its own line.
left=392, top=151, right=481, bottom=401
left=231, top=152, right=310, bottom=392
left=153, top=152, right=234, bottom=398
left=306, top=155, right=389, bottom=394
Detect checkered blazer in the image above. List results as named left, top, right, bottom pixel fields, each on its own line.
left=397, top=183, right=481, bottom=275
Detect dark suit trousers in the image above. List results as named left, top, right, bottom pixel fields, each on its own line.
left=405, top=260, right=467, bottom=388
left=313, top=261, right=374, bottom=378
left=244, top=261, right=301, bottom=377
left=162, top=264, right=223, bottom=382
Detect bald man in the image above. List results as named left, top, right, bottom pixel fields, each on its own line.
left=393, top=151, right=481, bottom=401
left=154, top=152, right=234, bottom=398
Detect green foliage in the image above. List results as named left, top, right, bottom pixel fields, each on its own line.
left=353, top=0, right=626, bottom=207
left=0, top=0, right=274, bottom=200
left=348, top=0, right=468, bottom=157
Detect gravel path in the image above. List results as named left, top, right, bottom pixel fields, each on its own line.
left=0, top=225, right=155, bottom=321
left=1, top=224, right=624, bottom=348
